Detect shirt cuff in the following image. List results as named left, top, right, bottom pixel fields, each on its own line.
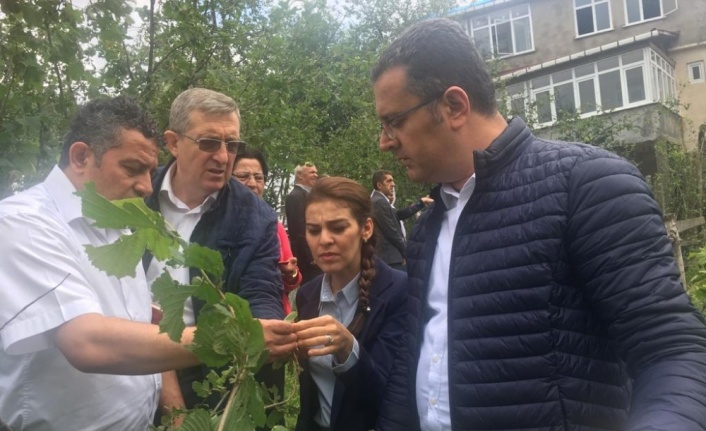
left=332, top=338, right=360, bottom=373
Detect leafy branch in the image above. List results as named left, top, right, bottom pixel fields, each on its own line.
left=76, top=183, right=296, bottom=431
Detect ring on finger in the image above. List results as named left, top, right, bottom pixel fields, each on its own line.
left=325, top=334, right=334, bottom=346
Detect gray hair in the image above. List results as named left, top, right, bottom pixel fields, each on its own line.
left=168, top=88, right=240, bottom=133
left=294, top=162, right=316, bottom=176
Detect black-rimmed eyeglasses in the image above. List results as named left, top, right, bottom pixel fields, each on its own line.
left=174, top=131, right=245, bottom=154
left=380, top=91, right=446, bottom=140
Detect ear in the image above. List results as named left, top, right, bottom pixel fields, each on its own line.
left=362, top=217, right=374, bottom=242
left=164, top=130, right=179, bottom=158
left=442, top=86, right=470, bottom=131
left=67, top=142, right=93, bottom=174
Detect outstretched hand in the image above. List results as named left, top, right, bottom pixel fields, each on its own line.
left=258, top=319, right=297, bottom=361
left=292, top=315, right=355, bottom=364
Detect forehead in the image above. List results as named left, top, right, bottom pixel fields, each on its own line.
left=306, top=200, right=355, bottom=222
left=187, top=110, right=240, bottom=135
left=234, top=157, right=262, bottom=172
left=373, top=67, right=415, bottom=116
left=384, top=174, right=394, bottom=181
left=109, top=129, right=159, bottom=161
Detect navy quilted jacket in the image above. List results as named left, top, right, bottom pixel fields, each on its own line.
left=377, top=118, right=706, bottom=431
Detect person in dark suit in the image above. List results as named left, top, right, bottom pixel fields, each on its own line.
left=370, top=170, right=406, bottom=269
left=292, top=176, right=407, bottom=431
left=285, top=162, right=322, bottom=283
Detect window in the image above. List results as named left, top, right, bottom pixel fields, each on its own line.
left=504, top=48, right=675, bottom=126
left=625, top=0, right=662, bottom=24
left=575, top=0, right=612, bottom=36
left=466, top=4, right=534, bottom=60
left=688, top=61, right=705, bottom=84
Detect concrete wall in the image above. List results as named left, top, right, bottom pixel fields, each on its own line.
left=453, top=0, right=706, bottom=152
left=534, top=102, right=683, bottom=146
left=672, top=45, right=706, bottom=151
left=453, top=0, right=706, bottom=73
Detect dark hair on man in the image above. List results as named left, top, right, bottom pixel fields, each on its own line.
left=372, top=169, right=392, bottom=191
left=58, top=96, right=160, bottom=168
left=306, top=176, right=376, bottom=337
left=234, top=147, right=269, bottom=179
left=371, top=18, right=497, bottom=117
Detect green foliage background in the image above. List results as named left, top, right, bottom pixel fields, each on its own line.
left=0, top=0, right=455, bottom=210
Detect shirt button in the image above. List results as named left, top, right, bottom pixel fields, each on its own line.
left=432, top=355, right=440, bottom=363
left=430, top=398, right=437, bottom=406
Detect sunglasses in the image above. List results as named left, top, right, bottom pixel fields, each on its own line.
left=174, top=131, right=246, bottom=154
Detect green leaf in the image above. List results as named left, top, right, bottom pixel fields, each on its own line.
left=191, top=276, right=223, bottom=306
left=191, top=307, right=231, bottom=368
left=220, top=381, right=257, bottom=431
left=179, top=408, right=214, bottom=431
left=151, top=271, right=193, bottom=342
left=271, top=426, right=289, bottom=431
left=84, top=233, right=147, bottom=278
left=266, top=410, right=285, bottom=429
left=184, top=243, right=225, bottom=280
left=76, top=183, right=133, bottom=229
left=284, top=311, right=298, bottom=322
left=246, top=375, right=267, bottom=427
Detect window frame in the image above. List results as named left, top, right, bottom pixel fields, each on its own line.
left=624, top=0, right=664, bottom=26
left=574, top=0, right=613, bottom=38
left=465, top=4, right=535, bottom=60
left=504, top=48, right=675, bottom=128
left=687, top=61, right=705, bottom=84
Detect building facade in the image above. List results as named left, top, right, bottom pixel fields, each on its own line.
left=450, top=0, right=706, bottom=168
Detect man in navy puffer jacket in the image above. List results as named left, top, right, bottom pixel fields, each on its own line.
left=372, top=18, right=706, bottom=431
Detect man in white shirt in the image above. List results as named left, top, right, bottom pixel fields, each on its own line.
left=372, top=18, right=706, bottom=431
left=0, top=96, right=201, bottom=430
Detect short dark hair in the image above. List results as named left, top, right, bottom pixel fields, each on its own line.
left=372, top=170, right=392, bottom=190
left=371, top=18, right=497, bottom=117
left=234, top=147, right=269, bottom=179
left=59, top=96, right=160, bottom=168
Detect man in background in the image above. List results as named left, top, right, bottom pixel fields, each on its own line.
left=371, top=169, right=406, bottom=269
left=285, top=162, right=321, bottom=283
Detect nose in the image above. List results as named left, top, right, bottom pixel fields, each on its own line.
left=379, top=130, right=396, bottom=152
left=212, top=142, right=230, bottom=163
left=135, top=172, right=153, bottom=198
left=319, top=228, right=334, bottom=245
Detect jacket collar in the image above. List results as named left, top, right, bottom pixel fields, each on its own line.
left=473, top=116, right=533, bottom=178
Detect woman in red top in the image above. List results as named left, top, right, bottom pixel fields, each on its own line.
left=233, top=147, right=301, bottom=314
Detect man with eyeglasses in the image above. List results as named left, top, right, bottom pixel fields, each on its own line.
left=285, top=161, right=322, bottom=284
left=144, top=88, right=296, bottom=417
left=372, top=19, right=706, bottom=431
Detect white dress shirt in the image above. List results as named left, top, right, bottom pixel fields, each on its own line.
left=145, top=164, right=217, bottom=325
left=416, top=175, right=476, bottom=431
left=0, top=166, right=160, bottom=430
left=309, top=273, right=361, bottom=428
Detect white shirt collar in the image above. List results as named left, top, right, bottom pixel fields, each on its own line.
left=296, top=183, right=312, bottom=193
left=159, top=163, right=218, bottom=211
left=44, top=165, right=84, bottom=224
left=440, top=174, right=476, bottom=210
